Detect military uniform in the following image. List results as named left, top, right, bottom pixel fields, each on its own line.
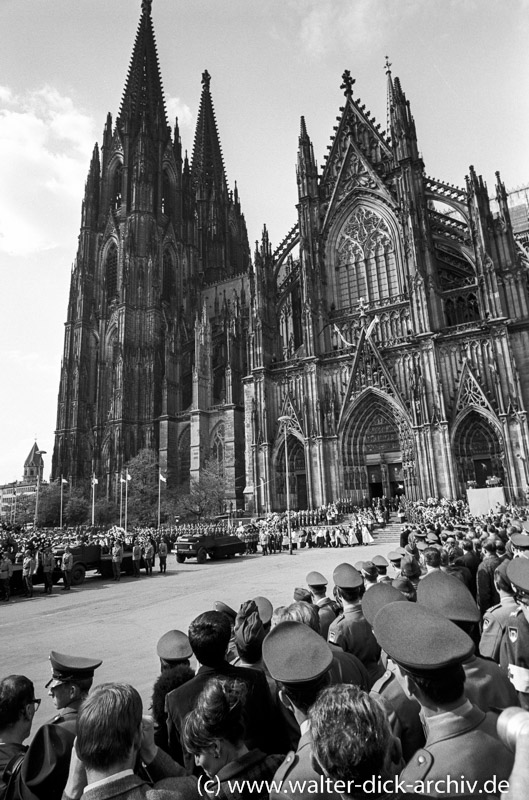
left=270, top=722, right=341, bottom=800
left=499, top=559, right=529, bottom=710
left=370, top=662, right=425, bottom=762
left=480, top=595, right=518, bottom=662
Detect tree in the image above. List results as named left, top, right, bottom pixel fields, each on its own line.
left=36, top=483, right=61, bottom=527
left=93, top=498, right=119, bottom=525
left=64, top=491, right=89, bottom=525
left=176, top=459, right=228, bottom=521
left=125, top=448, right=159, bottom=526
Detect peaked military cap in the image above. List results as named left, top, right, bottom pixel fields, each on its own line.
left=253, top=595, right=273, bottom=625
left=417, top=571, right=480, bottom=623
left=262, top=621, right=332, bottom=683
left=156, top=630, right=192, bottom=662
left=510, top=533, right=529, bottom=550
left=361, top=561, right=378, bottom=580
left=214, top=601, right=237, bottom=621
left=416, top=541, right=428, bottom=552
left=306, top=570, right=327, bottom=586
left=507, top=558, right=529, bottom=596
left=361, top=583, right=407, bottom=626
left=372, top=555, right=389, bottom=567
left=46, top=651, right=102, bottom=688
left=426, top=533, right=440, bottom=543
left=333, top=563, right=363, bottom=589
left=373, top=602, right=474, bottom=672
left=387, top=551, right=402, bottom=564
left=353, top=561, right=365, bottom=571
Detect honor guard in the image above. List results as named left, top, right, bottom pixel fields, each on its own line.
left=500, top=558, right=529, bottom=710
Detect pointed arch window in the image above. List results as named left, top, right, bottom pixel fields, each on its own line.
left=111, top=162, right=123, bottom=209
left=335, top=207, right=399, bottom=310
left=211, top=424, right=226, bottom=476
left=162, top=250, right=176, bottom=303
left=105, top=245, right=118, bottom=304
left=162, top=169, right=173, bottom=216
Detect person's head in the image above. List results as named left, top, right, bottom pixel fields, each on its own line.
left=151, top=665, right=194, bottom=729
left=76, top=683, right=143, bottom=772
left=188, top=611, right=231, bottom=667
left=423, top=548, right=441, bottom=569
left=275, top=601, right=321, bottom=635
left=182, top=677, right=247, bottom=777
left=494, top=562, right=514, bottom=596
left=0, top=675, right=38, bottom=739
left=310, top=685, right=395, bottom=793
left=234, top=603, right=266, bottom=664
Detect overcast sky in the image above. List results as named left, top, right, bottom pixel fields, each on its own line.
left=1, top=0, right=528, bottom=484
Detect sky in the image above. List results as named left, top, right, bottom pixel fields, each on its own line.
left=0, top=0, right=528, bottom=484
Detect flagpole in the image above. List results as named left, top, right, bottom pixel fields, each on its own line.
left=125, top=473, right=129, bottom=533
left=60, top=476, right=64, bottom=529
left=91, top=474, right=96, bottom=526
left=158, top=473, right=161, bottom=531
left=120, top=473, right=123, bottom=528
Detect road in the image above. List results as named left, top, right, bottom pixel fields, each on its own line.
left=1, top=537, right=397, bottom=736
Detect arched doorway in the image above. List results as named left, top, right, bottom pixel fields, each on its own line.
left=453, top=410, right=504, bottom=491
left=342, top=392, right=415, bottom=504
left=276, top=435, right=308, bottom=511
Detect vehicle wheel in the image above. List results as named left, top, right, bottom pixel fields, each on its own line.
left=71, top=564, right=86, bottom=586
left=176, top=554, right=186, bottom=564
left=197, top=548, right=207, bottom=564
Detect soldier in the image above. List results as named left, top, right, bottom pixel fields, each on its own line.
left=263, top=621, right=341, bottom=800
left=480, top=560, right=518, bottom=662
left=305, top=571, right=339, bottom=640
left=132, top=538, right=142, bottom=577
left=500, top=558, right=529, bottom=710
left=111, top=538, right=123, bottom=581
left=41, top=543, right=54, bottom=595
left=374, top=602, right=514, bottom=793
left=156, top=630, right=193, bottom=672
left=327, top=563, right=383, bottom=687
left=61, top=545, right=73, bottom=590
left=0, top=550, right=13, bottom=602
left=45, top=651, right=103, bottom=731
left=158, top=539, right=168, bottom=573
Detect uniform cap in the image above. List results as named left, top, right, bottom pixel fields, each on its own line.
left=400, top=556, right=421, bottom=578
left=306, top=571, right=327, bottom=586
left=361, top=561, right=378, bottom=580
left=395, top=547, right=407, bottom=557
left=426, top=533, right=439, bottom=543
left=373, top=602, right=474, bottom=672
left=510, top=533, right=529, bottom=550
left=416, top=541, right=428, bottom=552
left=417, top=571, right=480, bottom=623
left=46, top=651, right=102, bottom=688
left=214, top=601, right=237, bottom=621
left=372, top=555, right=389, bottom=567
left=361, top=583, right=407, bottom=626
left=387, top=551, right=402, bottom=564
left=333, top=563, right=363, bottom=589
left=156, top=630, right=192, bottom=662
left=293, top=587, right=312, bottom=602
left=507, top=558, right=529, bottom=596
left=253, top=596, right=273, bottom=625
left=262, top=621, right=332, bottom=683
left=353, top=561, right=365, bottom=571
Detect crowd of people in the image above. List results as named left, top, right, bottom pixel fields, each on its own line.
left=3, top=499, right=529, bottom=799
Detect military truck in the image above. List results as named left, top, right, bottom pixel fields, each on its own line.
left=175, top=530, right=246, bottom=564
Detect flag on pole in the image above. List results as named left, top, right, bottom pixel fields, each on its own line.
left=120, top=475, right=127, bottom=483
left=92, top=476, right=98, bottom=486
left=61, top=478, right=68, bottom=485
left=159, top=471, right=167, bottom=483
left=126, top=472, right=132, bottom=481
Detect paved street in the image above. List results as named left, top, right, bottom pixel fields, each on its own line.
left=2, top=538, right=396, bottom=738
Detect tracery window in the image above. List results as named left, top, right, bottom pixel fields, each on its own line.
left=162, top=250, right=176, bottom=303
left=336, top=207, right=398, bottom=309
left=105, top=245, right=118, bottom=303
left=211, top=424, right=225, bottom=476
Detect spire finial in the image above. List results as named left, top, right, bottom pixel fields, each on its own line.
left=384, top=55, right=392, bottom=76
left=340, top=70, right=355, bottom=97
left=141, top=0, right=152, bottom=16
left=202, top=70, right=211, bottom=91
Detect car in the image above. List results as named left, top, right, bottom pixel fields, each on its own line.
left=175, top=530, right=246, bottom=563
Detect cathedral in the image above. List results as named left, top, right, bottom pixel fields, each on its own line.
left=52, top=0, right=529, bottom=513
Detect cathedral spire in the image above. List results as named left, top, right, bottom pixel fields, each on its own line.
left=191, top=70, right=228, bottom=195
left=117, top=0, right=167, bottom=134
left=387, top=68, right=418, bottom=162
left=297, top=115, right=317, bottom=199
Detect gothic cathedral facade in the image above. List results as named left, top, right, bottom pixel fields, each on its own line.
left=53, top=2, right=529, bottom=511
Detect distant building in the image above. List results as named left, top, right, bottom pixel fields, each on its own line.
left=0, top=443, right=46, bottom=523
left=52, top=2, right=529, bottom=509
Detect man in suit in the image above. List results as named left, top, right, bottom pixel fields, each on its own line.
left=263, top=621, right=341, bottom=800
left=61, top=682, right=197, bottom=800
left=165, top=611, right=287, bottom=772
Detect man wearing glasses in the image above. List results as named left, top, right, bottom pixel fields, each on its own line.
left=501, top=558, right=529, bottom=710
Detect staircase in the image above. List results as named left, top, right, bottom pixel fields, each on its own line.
left=339, top=513, right=402, bottom=546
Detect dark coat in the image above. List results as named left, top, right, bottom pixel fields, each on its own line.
left=165, top=661, right=288, bottom=773
left=327, top=606, right=383, bottom=687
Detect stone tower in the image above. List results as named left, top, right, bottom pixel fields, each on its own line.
left=52, top=1, right=250, bottom=506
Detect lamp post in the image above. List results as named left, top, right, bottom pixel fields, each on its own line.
left=278, top=416, right=293, bottom=555
left=34, top=450, right=47, bottom=528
